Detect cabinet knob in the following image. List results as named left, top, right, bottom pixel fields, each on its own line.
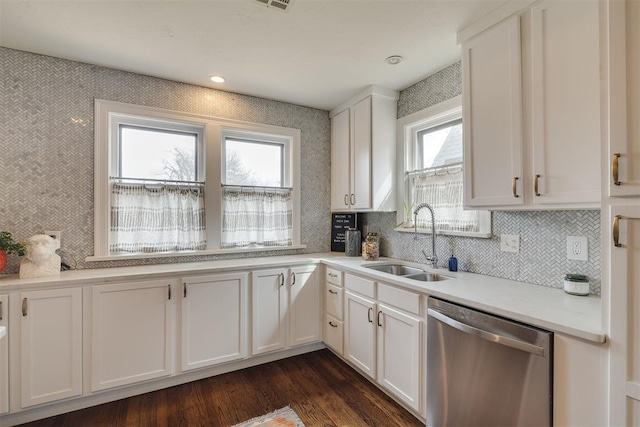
left=613, top=153, right=621, bottom=186
left=534, top=174, right=541, bottom=197
left=512, top=177, right=519, bottom=198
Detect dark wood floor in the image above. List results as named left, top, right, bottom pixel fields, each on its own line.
left=20, top=349, right=424, bottom=427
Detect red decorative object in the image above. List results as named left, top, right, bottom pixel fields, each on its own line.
left=0, top=250, right=7, bottom=274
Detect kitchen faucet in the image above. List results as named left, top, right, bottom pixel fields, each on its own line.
left=414, top=203, right=438, bottom=268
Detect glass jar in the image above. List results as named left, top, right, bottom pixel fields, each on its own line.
left=362, top=232, right=379, bottom=261
left=563, top=274, right=589, bottom=296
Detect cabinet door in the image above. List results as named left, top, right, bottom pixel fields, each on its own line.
left=344, top=290, right=376, bottom=378
left=91, top=280, right=174, bottom=391
left=0, top=295, right=7, bottom=414
left=331, top=108, right=351, bottom=210
left=609, top=205, right=640, bottom=425
left=21, top=287, right=82, bottom=407
left=463, top=15, right=524, bottom=207
left=530, top=0, right=600, bottom=205
left=609, top=0, right=640, bottom=196
left=289, top=266, right=320, bottom=347
left=181, top=273, right=247, bottom=372
left=376, top=303, right=421, bottom=413
left=351, top=96, right=372, bottom=210
left=252, top=268, right=287, bottom=355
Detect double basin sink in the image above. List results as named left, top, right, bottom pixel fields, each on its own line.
left=363, top=264, right=452, bottom=282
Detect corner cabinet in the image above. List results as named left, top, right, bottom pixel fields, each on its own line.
left=91, top=279, right=174, bottom=392
left=20, top=287, right=83, bottom=408
left=461, top=0, right=601, bottom=209
left=181, top=273, right=248, bottom=372
left=330, top=86, right=398, bottom=212
left=251, top=265, right=320, bottom=356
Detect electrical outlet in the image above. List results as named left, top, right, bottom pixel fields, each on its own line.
left=44, top=230, right=61, bottom=245
left=567, top=236, right=588, bottom=261
left=500, top=234, right=520, bottom=253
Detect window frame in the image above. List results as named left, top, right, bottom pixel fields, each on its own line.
left=91, top=99, right=303, bottom=261
left=396, top=95, right=491, bottom=238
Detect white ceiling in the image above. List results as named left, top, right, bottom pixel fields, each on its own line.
left=0, top=0, right=508, bottom=111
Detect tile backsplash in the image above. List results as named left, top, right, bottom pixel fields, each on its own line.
left=0, top=47, right=331, bottom=273
left=360, top=210, right=601, bottom=295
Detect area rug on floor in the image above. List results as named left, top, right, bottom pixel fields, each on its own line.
left=231, top=406, right=305, bottom=427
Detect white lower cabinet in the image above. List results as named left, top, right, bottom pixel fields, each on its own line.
left=91, top=279, right=174, bottom=392
left=344, top=290, right=377, bottom=378
left=252, top=265, right=320, bottom=356
left=343, top=276, right=423, bottom=415
left=376, top=303, right=421, bottom=412
left=0, top=294, right=8, bottom=415
left=181, top=273, right=248, bottom=372
left=288, top=266, right=321, bottom=347
left=20, top=287, right=82, bottom=408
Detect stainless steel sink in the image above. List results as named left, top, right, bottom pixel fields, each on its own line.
left=404, top=272, right=452, bottom=282
left=364, top=264, right=424, bottom=276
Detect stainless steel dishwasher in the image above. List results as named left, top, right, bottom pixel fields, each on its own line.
left=427, top=297, right=553, bottom=427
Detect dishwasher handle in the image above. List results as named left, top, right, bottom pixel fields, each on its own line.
left=428, top=308, right=546, bottom=357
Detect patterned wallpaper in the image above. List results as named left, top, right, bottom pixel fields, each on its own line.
left=366, top=61, right=602, bottom=295
left=0, top=47, right=331, bottom=273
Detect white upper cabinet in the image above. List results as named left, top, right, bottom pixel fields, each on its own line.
left=330, top=86, right=398, bottom=212
left=609, top=0, right=640, bottom=196
left=461, top=0, right=601, bottom=209
left=462, top=15, right=524, bottom=207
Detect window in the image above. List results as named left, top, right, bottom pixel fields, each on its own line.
left=92, top=100, right=302, bottom=260
left=398, top=96, right=491, bottom=238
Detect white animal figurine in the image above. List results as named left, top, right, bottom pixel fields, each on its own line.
left=19, top=234, right=61, bottom=279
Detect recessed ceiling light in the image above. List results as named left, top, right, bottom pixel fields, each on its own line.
left=385, top=55, right=403, bottom=65
left=210, top=75, right=226, bottom=83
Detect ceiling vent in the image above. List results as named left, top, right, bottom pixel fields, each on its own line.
left=253, top=0, right=293, bottom=12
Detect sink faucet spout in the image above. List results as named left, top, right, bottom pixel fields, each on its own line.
left=414, top=203, right=438, bottom=268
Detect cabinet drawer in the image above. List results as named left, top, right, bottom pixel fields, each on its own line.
left=378, top=283, right=421, bottom=315
left=326, top=283, right=343, bottom=319
left=345, top=274, right=375, bottom=298
left=324, top=314, right=343, bottom=355
left=325, top=267, right=343, bottom=287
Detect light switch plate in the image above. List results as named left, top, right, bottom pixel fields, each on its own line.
left=500, top=234, right=520, bottom=253
left=567, top=236, right=588, bottom=261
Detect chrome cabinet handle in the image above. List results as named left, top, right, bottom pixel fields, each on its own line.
left=291, top=272, right=296, bottom=285
left=22, top=298, right=27, bottom=317
left=512, top=177, right=519, bottom=198
left=344, top=194, right=349, bottom=206
left=350, top=193, right=356, bottom=205
left=328, top=289, right=338, bottom=295
left=377, top=311, right=383, bottom=327
left=329, top=321, right=338, bottom=328
left=613, top=153, right=621, bottom=186
left=367, top=307, right=373, bottom=323
left=534, top=174, right=541, bottom=197
left=428, top=308, right=545, bottom=356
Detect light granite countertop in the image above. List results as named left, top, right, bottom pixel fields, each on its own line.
left=0, top=252, right=604, bottom=343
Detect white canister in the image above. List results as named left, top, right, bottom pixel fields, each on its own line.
left=563, top=274, right=590, bottom=296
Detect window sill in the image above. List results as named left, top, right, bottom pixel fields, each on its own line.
left=85, top=244, right=307, bottom=262
left=394, top=226, right=491, bottom=239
